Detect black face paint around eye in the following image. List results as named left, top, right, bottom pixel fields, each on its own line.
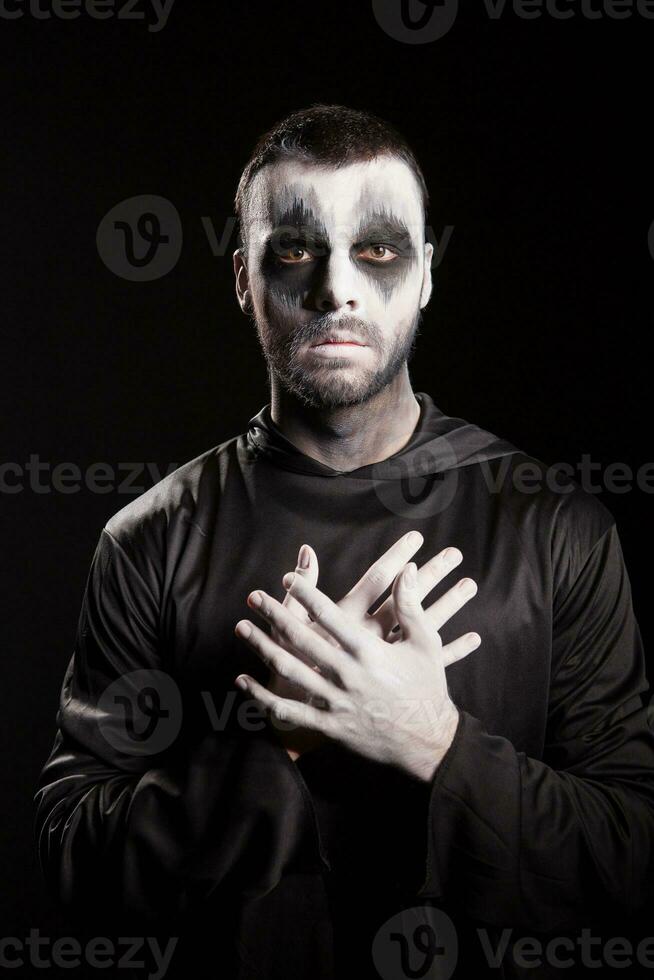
left=261, top=232, right=326, bottom=305
left=259, top=189, right=422, bottom=307
left=260, top=194, right=332, bottom=303
left=355, top=251, right=416, bottom=304
left=351, top=209, right=419, bottom=303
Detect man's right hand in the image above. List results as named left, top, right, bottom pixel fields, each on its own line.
left=267, top=531, right=467, bottom=759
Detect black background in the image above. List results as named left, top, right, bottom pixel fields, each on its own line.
left=2, top=1, right=653, bottom=975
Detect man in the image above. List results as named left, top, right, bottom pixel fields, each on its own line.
left=34, top=104, right=654, bottom=979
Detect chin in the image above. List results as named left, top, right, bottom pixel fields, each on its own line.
left=276, top=364, right=394, bottom=410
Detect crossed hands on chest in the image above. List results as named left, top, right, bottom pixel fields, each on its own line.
left=234, top=531, right=480, bottom=782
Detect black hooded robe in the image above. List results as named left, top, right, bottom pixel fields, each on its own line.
left=33, top=392, right=654, bottom=979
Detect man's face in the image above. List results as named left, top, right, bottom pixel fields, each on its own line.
left=234, top=154, right=433, bottom=409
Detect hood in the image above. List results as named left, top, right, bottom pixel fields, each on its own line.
left=245, top=391, right=521, bottom=480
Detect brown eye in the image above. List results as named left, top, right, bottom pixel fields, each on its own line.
left=359, top=244, right=397, bottom=262
left=279, top=246, right=312, bottom=263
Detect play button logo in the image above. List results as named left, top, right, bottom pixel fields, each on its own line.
left=372, top=0, right=459, bottom=43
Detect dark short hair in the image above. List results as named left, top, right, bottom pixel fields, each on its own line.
left=234, top=102, right=430, bottom=253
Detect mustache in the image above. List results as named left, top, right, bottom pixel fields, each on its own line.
left=287, top=314, right=381, bottom=354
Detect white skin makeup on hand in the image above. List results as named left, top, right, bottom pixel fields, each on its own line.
left=233, top=544, right=479, bottom=782
left=256, top=533, right=480, bottom=766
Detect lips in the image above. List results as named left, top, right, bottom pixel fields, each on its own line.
left=310, top=334, right=365, bottom=347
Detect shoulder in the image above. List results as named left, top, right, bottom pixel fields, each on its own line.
left=475, top=450, right=617, bottom=592
left=103, top=435, right=240, bottom=565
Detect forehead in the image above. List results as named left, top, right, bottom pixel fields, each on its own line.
left=247, top=155, right=424, bottom=239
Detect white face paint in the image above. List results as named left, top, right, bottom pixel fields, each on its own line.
left=237, top=155, right=433, bottom=408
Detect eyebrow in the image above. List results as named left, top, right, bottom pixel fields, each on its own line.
left=352, top=209, right=414, bottom=247
left=269, top=197, right=329, bottom=242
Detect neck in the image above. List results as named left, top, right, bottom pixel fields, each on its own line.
left=269, top=366, right=421, bottom=472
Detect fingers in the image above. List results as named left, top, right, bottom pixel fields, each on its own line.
left=442, top=631, right=482, bottom=666
left=234, top=672, right=329, bottom=735
left=391, top=562, right=434, bottom=644
left=340, top=530, right=424, bottom=617
left=242, top=586, right=360, bottom=683
left=374, top=546, right=463, bottom=636
left=425, top=576, right=478, bottom=632
left=280, top=544, right=319, bottom=624
left=281, top=572, right=368, bottom=658
left=234, top=618, right=335, bottom=702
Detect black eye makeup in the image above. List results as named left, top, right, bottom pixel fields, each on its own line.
left=264, top=197, right=329, bottom=262
left=349, top=211, right=418, bottom=300
left=352, top=214, right=416, bottom=259
left=260, top=193, right=421, bottom=303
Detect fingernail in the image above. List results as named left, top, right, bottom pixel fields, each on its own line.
left=248, top=591, right=263, bottom=607
left=407, top=530, right=422, bottom=547
left=235, top=620, right=252, bottom=638
left=235, top=675, right=249, bottom=690
left=467, top=633, right=481, bottom=648
left=458, top=578, right=476, bottom=595
left=298, top=545, right=310, bottom=569
left=405, top=562, right=417, bottom=587
left=283, top=572, right=296, bottom=590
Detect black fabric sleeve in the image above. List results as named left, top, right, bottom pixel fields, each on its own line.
left=33, top=527, right=329, bottom=928
left=415, top=520, right=654, bottom=932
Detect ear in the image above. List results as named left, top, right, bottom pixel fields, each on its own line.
left=419, top=242, right=434, bottom=309
left=233, top=247, right=253, bottom=314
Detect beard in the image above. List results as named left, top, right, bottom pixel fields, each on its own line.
left=253, top=307, right=423, bottom=410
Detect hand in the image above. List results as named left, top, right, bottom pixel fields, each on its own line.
left=234, top=558, right=481, bottom=781
left=263, top=531, right=466, bottom=760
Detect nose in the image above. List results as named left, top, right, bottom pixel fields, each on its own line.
left=310, top=250, right=361, bottom=314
